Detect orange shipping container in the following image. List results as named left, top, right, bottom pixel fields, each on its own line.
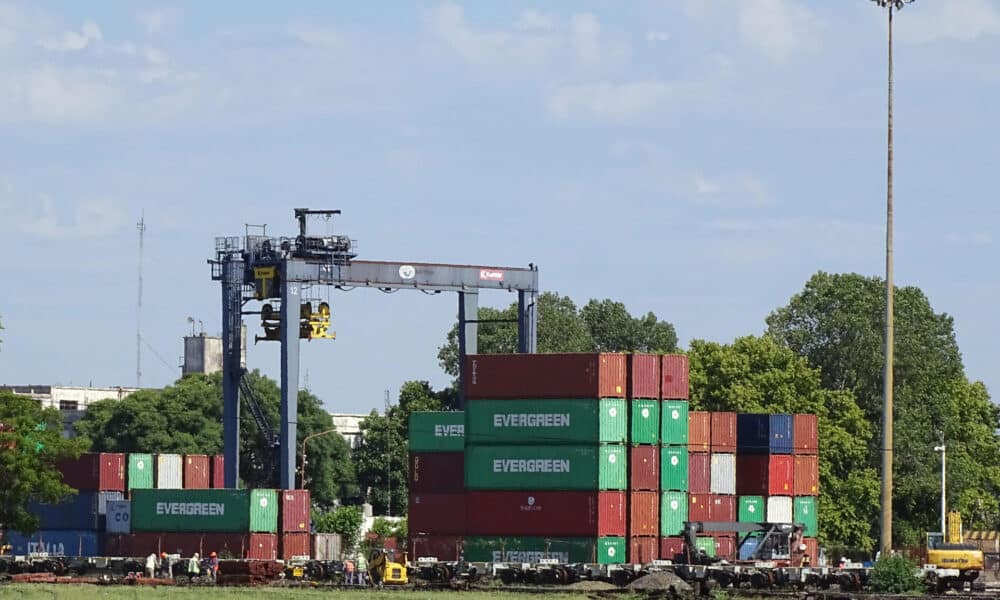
left=629, top=536, right=659, bottom=563
left=629, top=491, right=659, bottom=537
left=630, top=445, right=659, bottom=491
left=282, top=489, right=311, bottom=532
left=688, top=412, right=711, bottom=452
left=248, top=533, right=278, bottom=560
left=211, top=455, right=225, bottom=488
left=769, top=455, right=794, bottom=496
left=689, top=494, right=710, bottom=521
left=184, top=455, right=210, bottom=489
left=710, top=412, right=736, bottom=453
left=794, top=455, right=819, bottom=496
left=464, top=353, right=627, bottom=399
left=660, top=536, right=687, bottom=561
left=661, top=355, right=690, bottom=399
left=628, top=354, right=660, bottom=399
left=281, top=533, right=311, bottom=560
left=802, top=538, right=819, bottom=566
left=794, top=414, right=819, bottom=454
left=689, top=452, right=711, bottom=494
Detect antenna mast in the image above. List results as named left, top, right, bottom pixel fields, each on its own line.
left=137, top=212, right=146, bottom=388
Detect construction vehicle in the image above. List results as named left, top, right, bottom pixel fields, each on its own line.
left=680, top=521, right=807, bottom=566
left=924, top=512, right=984, bottom=591
left=368, top=548, right=408, bottom=586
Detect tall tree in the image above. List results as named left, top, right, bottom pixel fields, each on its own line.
left=581, top=299, right=678, bottom=353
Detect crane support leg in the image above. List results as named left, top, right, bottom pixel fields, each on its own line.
left=456, top=291, right=478, bottom=410
left=221, top=257, right=244, bottom=488
left=279, top=263, right=301, bottom=490
left=518, top=290, right=537, bottom=354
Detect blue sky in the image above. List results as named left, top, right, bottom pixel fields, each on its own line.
left=1, top=0, right=997, bottom=414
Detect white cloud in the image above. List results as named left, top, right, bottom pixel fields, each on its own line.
left=19, top=66, right=117, bottom=122
left=739, top=0, right=822, bottom=63
left=897, top=0, right=1000, bottom=44
left=7, top=195, right=128, bottom=239
left=694, top=174, right=720, bottom=195
left=137, top=9, right=169, bottom=34
left=570, top=13, right=631, bottom=70
left=546, top=80, right=674, bottom=121
left=646, top=32, right=671, bottom=42
left=288, top=24, right=342, bottom=48
left=38, top=20, right=102, bottom=52
left=516, top=10, right=554, bottom=32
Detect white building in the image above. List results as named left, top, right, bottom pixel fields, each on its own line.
left=329, top=413, right=369, bottom=449
left=0, top=385, right=141, bottom=437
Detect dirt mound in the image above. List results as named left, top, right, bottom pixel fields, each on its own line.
left=627, top=570, right=692, bottom=593
left=567, top=580, right=619, bottom=590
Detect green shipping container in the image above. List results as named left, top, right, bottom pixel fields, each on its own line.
left=661, top=491, right=688, bottom=536
left=660, top=447, right=688, bottom=491
left=409, top=412, right=464, bottom=452
left=250, top=489, right=278, bottom=533
left=130, top=489, right=250, bottom=532
left=464, top=536, right=625, bottom=564
left=794, top=497, right=817, bottom=537
left=465, top=398, right=627, bottom=445
left=630, top=399, right=660, bottom=444
left=465, top=445, right=627, bottom=490
left=739, top=496, right=765, bottom=523
left=661, top=401, right=689, bottom=446
left=695, top=537, right=716, bottom=557
left=128, top=453, right=154, bottom=490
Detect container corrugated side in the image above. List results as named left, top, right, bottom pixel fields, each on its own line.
left=27, top=492, right=112, bottom=530
left=803, top=538, right=819, bottom=566
left=128, top=453, right=154, bottom=490
left=184, top=454, right=210, bottom=489
left=464, top=491, right=624, bottom=537
left=769, top=455, right=794, bottom=496
left=738, top=496, right=764, bottom=523
left=628, top=491, right=659, bottom=537
left=106, top=500, right=131, bottom=534
left=661, top=446, right=688, bottom=491
left=156, top=454, right=183, bottom=489
left=794, top=497, right=818, bottom=537
left=736, top=455, right=769, bottom=496
left=710, top=453, right=736, bottom=495
left=628, top=536, right=658, bottom=563
left=130, top=488, right=250, bottom=532
left=737, top=414, right=769, bottom=454
left=248, top=533, right=278, bottom=560
left=313, top=533, right=343, bottom=561
left=660, top=537, right=687, bottom=561
left=409, top=493, right=466, bottom=535
left=661, top=400, right=689, bottom=446
left=629, top=445, right=658, bottom=491
left=766, top=496, right=793, bottom=523
left=708, top=495, right=736, bottom=523
left=688, top=452, right=711, bottom=494
left=58, top=452, right=125, bottom=492
left=250, top=489, right=279, bottom=533
left=408, top=535, right=462, bottom=562
left=464, top=398, right=626, bottom=445
left=794, top=414, right=818, bottom=454
left=281, top=533, right=311, bottom=560
left=409, top=412, right=465, bottom=452
left=660, top=355, right=689, bottom=399
left=711, top=534, right=736, bottom=562
left=661, top=491, right=687, bottom=536
left=628, top=354, right=660, bottom=399
left=463, top=536, right=625, bottom=564
left=281, top=489, right=311, bottom=533
left=695, top=537, right=715, bottom=557
left=630, top=399, right=660, bottom=444
left=211, top=455, right=225, bottom=488
left=710, top=412, right=736, bottom=453
left=689, top=494, right=710, bottom=522
left=465, top=445, right=626, bottom=491
left=465, top=353, right=627, bottom=399
left=769, top=414, right=794, bottom=454
left=105, top=532, right=249, bottom=558
left=409, top=452, right=465, bottom=493
left=688, top=412, right=711, bottom=452
left=793, top=455, right=819, bottom=496
left=3, top=530, right=103, bottom=557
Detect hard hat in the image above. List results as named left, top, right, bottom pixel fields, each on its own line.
left=161, top=552, right=167, bottom=557
left=210, top=551, right=217, bottom=557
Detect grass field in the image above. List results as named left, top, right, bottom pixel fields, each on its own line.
left=0, top=586, right=605, bottom=600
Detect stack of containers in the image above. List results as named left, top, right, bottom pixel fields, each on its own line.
left=794, top=414, right=819, bottom=565
left=408, top=411, right=465, bottom=562
left=627, top=354, right=660, bottom=563
left=280, top=490, right=312, bottom=560
left=708, top=411, right=737, bottom=560
left=463, top=353, right=629, bottom=565
left=659, top=355, right=691, bottom=562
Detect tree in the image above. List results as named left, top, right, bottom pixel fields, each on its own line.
left=0, top=391, right=87, bottom=534
left=314, top=505, right=363, bottom=555
left=581, top=299, right=678, bottom=353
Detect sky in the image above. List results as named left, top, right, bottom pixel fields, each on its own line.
left=0, top=0, right=997, bottom=415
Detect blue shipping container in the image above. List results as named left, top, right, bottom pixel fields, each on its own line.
left=769, top=414, right=794, bottom=454
left=2, top=530, right=104, bottom=557
left=27, top=491, right=123, bottom=530
left=737, top=414, right=769, bottom=454
left=739, top=536, right=760, bottom=561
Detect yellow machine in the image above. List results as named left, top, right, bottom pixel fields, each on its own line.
left=369, top=549, right=408, bottom=586
left=925, top=512, right=984, bottom=588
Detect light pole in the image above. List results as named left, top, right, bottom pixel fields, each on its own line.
left=300, top=428, right=338, bottom=489
left=935, top=444, right=946, bottom=537
left=869, top=0, right=914, bottom=556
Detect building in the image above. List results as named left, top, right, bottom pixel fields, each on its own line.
left=182, top=327, right=247, bottom=376
left=0, top=385, right=141, bottom=437
left=329, top=413, right=368, bottom=449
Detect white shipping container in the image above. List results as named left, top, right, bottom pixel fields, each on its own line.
left=313, top=533, right=342, bottom=561
left=156, top=454, right=183, bottom=489
left=106, top=500, right=131, bottom=534
left=767, top=496, right=793, bottom=523
left=710, top=453, right=736, bottom=495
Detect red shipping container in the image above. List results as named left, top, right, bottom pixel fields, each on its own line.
left=688, top=412, right=710, bottom=452
left=281, top=533, right=311, bottom=560
left=710, top=412, right=736, bottom=453
left=409, top=535, right=463, bottom=562
left=630, top=445, right=659, bottom=491
left=688, top=452, right=711, bottom=494
left=661, top=355, right=690, bottom=399
left=465, top=491, right=624, bottom=537
left=184, top=455, right=210, bottom=489
left=689, top=494, right=710, bottom=521
left=464, top=353, right=627, bottom=399
left=660, top=536, right=688, bottom=562
left=58, top=452, right=125, bottom=492
left=248, top=533, right=278, bottom=560
left=794, top=455, right=819, bottom=496
left=709, top=495, right=736, bottom=522
left=106, top=533, right=249, bottom=558
left=628, top=354, right=660, bottom=399
left=711, top=534, right=737, bottom=561
left=211, top=455, right=225, bottom=488
left=282, top=490, right=311, bottom=532
left=629, top=537, right=659, bottom=563
left=802, top=538, right=819, bottom=567
left=629, top=491, right=659, bottom=537
left=410, top=493, right=466, bottom=535
left=409, top=452, right=464, bottom=493
left=769, top=455, right=794, bottom=496
left=736, top=455, right=769, bottom=496
left=794, top=414, right=819, bottom=455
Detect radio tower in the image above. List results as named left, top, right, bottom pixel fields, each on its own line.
left=136, top=212, right=146, bottom=388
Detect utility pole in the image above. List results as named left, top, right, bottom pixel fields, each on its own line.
left=385, top=389, right=391, bottom=517
left=136, top=212, right=145, bottom=388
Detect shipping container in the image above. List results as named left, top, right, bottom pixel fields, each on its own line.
left=628, top=354, right=660, bottom=399
left=688, top=452, right=711, bottom=495
left=661, top=400, right=689, bottom=446
left=464, top=445, right=627, bottom=491
left=281, top=533, right=311, bottom=560
left=710, top=412, right=737, bottom=453
left=409, top=452, right=465, bottom=493
left=661, top=355, right=689, bottom=399
left=689, top=494, right=710, bottom=522
left=660, top=536, right=687, bottom=562
left=769, top=455, right=794, bottom=496
left=27, top=491, right=122, bottom=530
left=710, top=453, right=736, bottom=495
left=156, top=454, right=183, bottom=489
left=408, top=535, right=462, bottom=562
left=105, top=532, right=249, bottom=558
left=736, top=455, right=769, bottom=496
left=794, top=414, right=818, bottom=455
left=688, top=412, right=710, bottom=452
left=738, top=496, right=765, bottom=523
left=793, top=455, right=819, bottom=496
left=313, top=533, right=343, bottom=561
left=58, top=452, right=125, bottom=492
left=711, top=534, right=736, bottom=561
left=630, top=399, right=660, bottom=444
left=695, top=537, right=715, bottom=558
left=464, top=491, right=624, bottom=537
left=128, top=453, right=154, bottom=490
left=409, top=493, right=466, bottom=535
left=106, top=500, right=131, bottom=534
left=3, top=529, right=103, bottom=557
left=184, top=455, right=210, bottom=489
left=211, top=455, right=225, bottom=488
left=794, top=497, right=817, bottom=537
left=769, top=414, right=794, bottom=454
left=250, top=489, right=279, bottom=533
left=130, top=488, right=251, bottom=532
left=629, top=537, right=658, bottom=563
left=709, top=495, right=736, bottom=523
left=465, top=399, right=626, bottom=445
left=464, top=353, right=627, bottom=399
left=737, top=414, right=769, bottom=454
left=629, top=491, right=658, bottom=537
left=803, top=538, right=819, bottom=566
left=661, top=491, right=687, bottom=536
left=630, top=445, right=659, bottom=491
left=463, top=536, right=625, bottom=564
left=739, top=535, right=761, bottom=561
left=660, top=446, right=688, bottom=491
left=409, top=412, right=465, bottom=452
left=766, top=496, right=793, bottom=523
left=281, top=490, right=311, bottom=533
left=247, top=533, right=278, bottom=560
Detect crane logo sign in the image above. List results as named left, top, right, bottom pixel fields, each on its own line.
left=479, top=269, right=504, bottom=282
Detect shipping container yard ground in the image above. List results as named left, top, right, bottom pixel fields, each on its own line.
left=0, top=587, right=610, bottom=600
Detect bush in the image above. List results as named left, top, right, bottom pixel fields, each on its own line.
left=869, top=554, right=923, bottom=594
left=313, top=505, right=363, bottom=555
